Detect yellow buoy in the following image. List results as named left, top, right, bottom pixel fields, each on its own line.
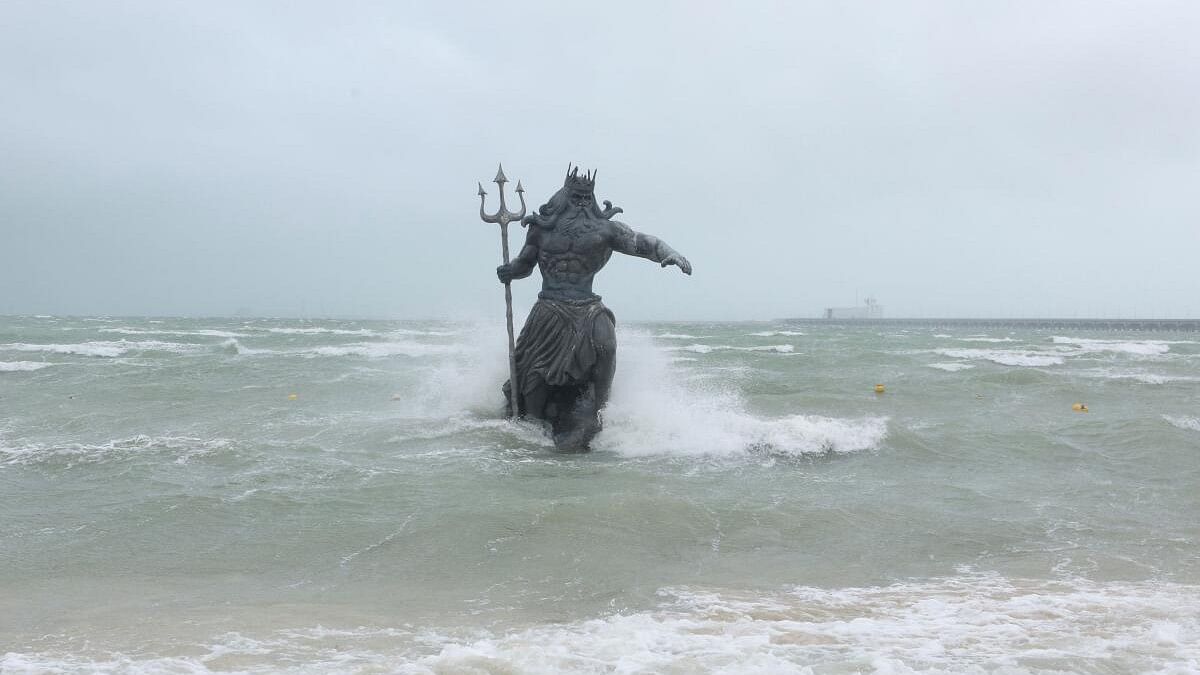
left=1072, top=402, right=1088, bottom=412
left=874, top=384, right=886, bottom=394
left=288, top=393, right=298, bottom=401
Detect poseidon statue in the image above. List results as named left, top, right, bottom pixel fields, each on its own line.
left=497, top=166, right=692, bottom=451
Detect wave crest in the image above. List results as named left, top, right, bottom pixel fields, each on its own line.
left=1, top=341, right=199, bottom=358
left=1163, top=415, right=1200, bottom=432
left=0, top=361, right=53, bottom=372
left=936, top=348, right=1064, bottom=367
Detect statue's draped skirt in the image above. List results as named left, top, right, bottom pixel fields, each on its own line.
left=510, top=296, right=615, bottom=396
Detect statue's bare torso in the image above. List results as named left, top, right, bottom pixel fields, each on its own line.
left=502, top=216, right=690, bottom=301
left=534, top=218, right=618, bottom=301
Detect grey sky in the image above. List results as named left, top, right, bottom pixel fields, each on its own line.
left=3, top=0, right=1197, bottom=319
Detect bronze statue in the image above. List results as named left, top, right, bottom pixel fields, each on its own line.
left=482, top=165, right=691, bottom=451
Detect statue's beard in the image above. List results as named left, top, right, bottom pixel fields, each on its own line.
left=551, top=206, right=597, bottom=229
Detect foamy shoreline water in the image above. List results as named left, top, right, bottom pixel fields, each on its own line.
left=5, top=573, right=1198, bottom=673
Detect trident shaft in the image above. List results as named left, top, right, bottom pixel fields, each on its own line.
left=478, top=164, right=526, bottom=419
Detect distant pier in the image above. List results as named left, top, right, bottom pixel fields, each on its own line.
left=781, top=318, right=1200, bottom=332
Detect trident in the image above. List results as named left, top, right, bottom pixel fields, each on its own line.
left=478, top=163, right=526, bottom=419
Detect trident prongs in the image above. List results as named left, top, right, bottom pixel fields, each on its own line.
left=479, top=163, right=526, bottom=227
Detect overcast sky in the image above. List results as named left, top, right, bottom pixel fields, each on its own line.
left=2, top=1, right=1197, bottom=320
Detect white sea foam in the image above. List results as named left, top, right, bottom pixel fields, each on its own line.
left=739, top=344, right=795, bottom=353
left=0, top=361, right=53, bottom=372
left=265, top=327, right=381, bottom=336
left=598, top=405, right=884, bottom=457
left=388, top=328, right=459, bottom=337
left=5, top=574, right=1197, bottom=673
left=406, top=575, right=1200, bottom=674
left=936, top=348, right=1064, bottom=367
left=676, top=343, right=795, bottom=355
left=598, top=331, right=882, bottom=457
left=99, top=328, right=247, bottom=338
left=1074, top=368, right=1200, bottom=385
left=306, top=342, right=465, bottom=358
left=222, top=338, right=262, bottom=355
left=655, top=332, right=704, bottom=339
left=747, top=330, right=806, bottom=337
left=958, top=336, right=1016, bottom=343
left=0, top=435, right=233, bottom=466
left=217, top=338, right=465, bottom=360
left=927, top=362, right=975, bottom=372
left=0, top=341, right=201, bottom=358
left=2, top=341, right=126, bottom=357
left=1051, top=336, right=1177, bottom=356
left=1163, top=415, right=1200, bottom=432
left=260, top=326, right=457, bottom=337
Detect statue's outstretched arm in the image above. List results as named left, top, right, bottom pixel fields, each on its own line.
left=497, top=226, right=540, bottom=284
left=609, top=221, right=692, bottom=275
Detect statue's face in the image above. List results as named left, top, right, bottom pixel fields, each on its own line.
left=569, top=189, right=594, bottom=210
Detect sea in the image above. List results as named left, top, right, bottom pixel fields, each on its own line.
left=2, top=315, right=1198, bottom=674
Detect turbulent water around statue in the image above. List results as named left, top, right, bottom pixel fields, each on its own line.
left=2, top=316, right=1198, bottom=673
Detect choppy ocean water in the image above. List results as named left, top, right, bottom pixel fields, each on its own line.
left=1, top=315, right=1198, bottom=673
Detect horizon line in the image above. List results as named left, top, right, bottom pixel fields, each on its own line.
left=5, top=314, right=1200, bottom=323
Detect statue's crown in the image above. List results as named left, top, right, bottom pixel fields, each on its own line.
left=564, top=164, right=596, bottom=192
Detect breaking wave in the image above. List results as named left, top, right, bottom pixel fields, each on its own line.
left=407, top=574, right=1200, bottom=674
left=676, top=343, right=796, bottom=354
left=1074, top=368, right=1200, bottom=385
left=5, top=573, right=1197, bottom=673
left=217, top=339, right=466, bottom=359
left=305, top=342, right=466, bottom=358
left=99, top=328, right=247, bottom=338
left=0, top=361, right=53, bottom=372
left=1051, top=336, right=1178, bottom=357
left=220, top=338, right=269, bottom=355
left=264, top=327, right=381, bottom=336
left=747, top=330, right=806, bottom=337
left=261, top=327, right=456, bottom=337
left=927, top=362, right=975, bottom=372
left=936, top=348, right=1064, bottom=367
left=0, top=341, right=201, bottom=358
left=1163, top=415, right=1200, bottom=432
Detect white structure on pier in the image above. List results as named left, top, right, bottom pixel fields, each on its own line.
left=824, top=297, right=884, bottom=319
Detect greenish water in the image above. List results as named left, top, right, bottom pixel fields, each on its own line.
left=2, top=316, right=1198, bottom=673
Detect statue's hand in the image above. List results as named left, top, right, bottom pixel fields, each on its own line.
left=497, top=264, right=516, bottom=284
left=661, top=254, right=692, bottom=275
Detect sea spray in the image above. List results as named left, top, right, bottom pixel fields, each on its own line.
left=594, top=330, right=886, bottom=457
